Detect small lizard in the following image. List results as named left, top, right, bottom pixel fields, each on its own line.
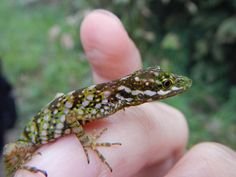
left=3, top=66, right=192, bottom=177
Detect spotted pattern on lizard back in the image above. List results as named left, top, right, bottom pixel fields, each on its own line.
left=3, top=66, right=192, bottom=177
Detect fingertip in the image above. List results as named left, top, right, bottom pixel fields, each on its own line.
left=80, top=10, right=126, bottom=53
left=80, top=9, right=141, bottom=83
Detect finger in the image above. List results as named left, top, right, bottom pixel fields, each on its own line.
left=80, top=9, right=142, bottom=83
left=165, top=142, right=236, bottom=177
left=15, top=102, right=188, bottom=177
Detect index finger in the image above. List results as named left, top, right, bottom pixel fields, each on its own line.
left=80, top=9, right=142, bottom=83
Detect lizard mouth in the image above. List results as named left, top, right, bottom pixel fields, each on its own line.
left=176, top=76, right=192, bottom=90
left=152, top=76, right=192, bottom=100
left=171, top=77, right=192, bottom=95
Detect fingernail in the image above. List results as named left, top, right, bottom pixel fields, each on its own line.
left=93, top=9, right=121, bottom=22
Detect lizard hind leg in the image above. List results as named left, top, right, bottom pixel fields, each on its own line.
left=77, top=128, right=122, bottom=172
left=18, top=150, right=48, bottom=177
left=19, top=150, right=48, bottom=177
left=3, top=142, right=47, bottom=177
left=21, top=166, right=48, bottom=177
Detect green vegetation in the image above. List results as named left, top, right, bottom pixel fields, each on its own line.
left=1, top=0, right=235, bottom=149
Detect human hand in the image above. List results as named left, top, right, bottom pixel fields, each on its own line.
left=16, top=10, right=236, bottom=177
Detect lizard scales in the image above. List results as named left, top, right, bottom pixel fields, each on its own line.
left=3, top=66, right=192, bottom=177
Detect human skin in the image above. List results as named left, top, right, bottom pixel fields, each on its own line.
left=15, top=10, right=236, bottom=177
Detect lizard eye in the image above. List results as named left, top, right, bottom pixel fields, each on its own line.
left=162, top=79, right=172, bottom=89
left=138, top=93, right=145, bottom=99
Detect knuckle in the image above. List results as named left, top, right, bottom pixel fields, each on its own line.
left=190, top=142, right=236, bottom=166
left=192, top=142, right=233, bottom=157
left=184, top=142, right=236, bottom=176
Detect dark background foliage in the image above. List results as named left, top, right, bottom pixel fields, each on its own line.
left=0, top=0, right=235, bottom=164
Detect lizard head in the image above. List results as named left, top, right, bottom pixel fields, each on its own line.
left=116, top=66, right=192, bottom=105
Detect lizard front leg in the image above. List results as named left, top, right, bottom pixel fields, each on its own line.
left=66, top=111, right=121, bottom=172
left=78, top=128, right=121, bottom=172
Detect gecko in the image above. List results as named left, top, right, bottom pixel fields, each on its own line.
left=3, top=66, right=192, bottom=177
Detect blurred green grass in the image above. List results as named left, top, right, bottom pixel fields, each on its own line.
left=0, top=0, right=90, bottom=126
left=0, top=0, right=235, bottom=150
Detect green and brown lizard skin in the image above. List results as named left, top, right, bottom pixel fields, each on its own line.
left=3, top=66, right=192, bottom=177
